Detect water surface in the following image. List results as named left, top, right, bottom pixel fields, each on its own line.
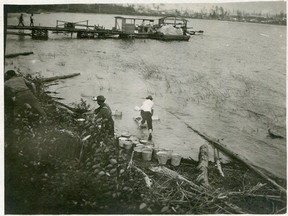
left=6, top=12, right=286, bottom=179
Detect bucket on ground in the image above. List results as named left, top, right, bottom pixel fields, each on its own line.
left=171, top=153, right=182, bottom=166
left=142, top=148, right=153, bottom=161
left=136, top=143, right=144, bottom=148
left=156, top=151, right=169, bottom=165
left=134, top=146, right=143, bottom=158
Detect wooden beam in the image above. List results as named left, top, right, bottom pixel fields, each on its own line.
left=41, top=73, right=80, bottom=82
left=5, top=52, right=34, bottom=58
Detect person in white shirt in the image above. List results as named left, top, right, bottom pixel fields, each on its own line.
left=140, top=95, right=154, bottom=141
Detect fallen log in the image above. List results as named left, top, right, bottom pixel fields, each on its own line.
left=185, top=125, right=286, bottom=194
left=53, top=100, right=76, bottom=113
left=45, top=90, right=59, bottom=94
left=196, top=144, right=210, bottom=187
left=160, top=109, right=286, bottom=194
left=5, top=51, right=34, bottom=58
left=150, top=166, right=203, bottom=192
left=41, top=73, right=80, bottom=82
left=49, top=96, right=65, bottom=100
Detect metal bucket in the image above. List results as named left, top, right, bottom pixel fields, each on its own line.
left=134, top=146, right=143, bottom=158
left=171, top=153, right=182, bottom=166
left=142, top=148, right=153, bottom=161
left=156, top=151, right=169, bottom=165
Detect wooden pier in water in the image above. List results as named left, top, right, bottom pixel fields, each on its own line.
left=7, top=20, right=121, bottom=40
left=7, top=17, right=195, bottom=41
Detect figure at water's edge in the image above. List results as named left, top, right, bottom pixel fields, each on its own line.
left=93, top=95, right=115, bottom=137
left=139, top=95, right=154, bottom=141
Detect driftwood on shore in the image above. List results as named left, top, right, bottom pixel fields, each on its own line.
left=41, top=73, right=80, bottom=82
left=161, top=109, right=286, bottom=194
left=150, top=166, right=203, bottom=192
left=196, top=144, right=210, bottom=187
left=5, top=52, right=34, bottom=58
left=53, top=100, right=76, bottom=114
left=186, top=125, right=286, bottom=194
left=150, top=166, right=246, bottom=213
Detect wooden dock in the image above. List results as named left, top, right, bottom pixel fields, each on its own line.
left=7, top=24, right=121, bottom=40
left=6, top=18, right=193, bottom=41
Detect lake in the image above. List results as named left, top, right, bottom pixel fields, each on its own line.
left=5, top=12, right=286, bottom=179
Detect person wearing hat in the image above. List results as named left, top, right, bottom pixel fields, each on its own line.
left=4, top=70, right=46, bottom=116
left=93, top=95, right=114, bottom=137
left=140, top=95, right=154, bottom=141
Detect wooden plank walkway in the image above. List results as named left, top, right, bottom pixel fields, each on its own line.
left=7, top=25, right=121, bottom=35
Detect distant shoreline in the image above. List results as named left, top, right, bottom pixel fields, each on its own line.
left=4, top=3, right=286, bottom=26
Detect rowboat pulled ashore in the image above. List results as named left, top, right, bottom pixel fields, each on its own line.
left=113, top=16, right=193, bottom=41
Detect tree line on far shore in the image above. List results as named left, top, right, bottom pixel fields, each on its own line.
left=4, top=4, right=286, bottom=25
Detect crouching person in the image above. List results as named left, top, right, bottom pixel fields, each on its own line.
left=93, top=95, right=114, bottom=138
left=4, top=70, right=46, bottom=117
left=4, top=70, right=46, bottom=146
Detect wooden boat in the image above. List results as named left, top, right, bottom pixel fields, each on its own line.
left=114, top=16, right=155, bottom=39
left=150, top=16, right=191, bottom=41
left=114, top=16, right=191, bottom=41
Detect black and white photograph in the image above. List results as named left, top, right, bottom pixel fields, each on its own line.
left=2, top=0, right=287, bottom=214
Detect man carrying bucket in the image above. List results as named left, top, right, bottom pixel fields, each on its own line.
left=140, top=95, right=154, bottom=141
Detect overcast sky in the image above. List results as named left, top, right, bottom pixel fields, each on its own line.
left=1, top=0, right=287, bottom=14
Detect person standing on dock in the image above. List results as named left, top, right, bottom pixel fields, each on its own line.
left=18, top=14, right=24, bottom=26
left=30, top=13, right=34, bottom=26
left=140, top=95, right=154, bottom=141
left=93, top=95, right=114, bottom=138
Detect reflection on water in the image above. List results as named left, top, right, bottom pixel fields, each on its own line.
left=5, top=13, right=286, bottom=179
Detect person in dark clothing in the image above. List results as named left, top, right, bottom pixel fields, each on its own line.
left=18, top=14, right=24, bottom=26
left=93, top=95, right=114, bottom=137
left=30, top=14, right=34, bottom=26
left=4, top=70, right=46, bottom=116
left=5, top=70, right=46, bottom=146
